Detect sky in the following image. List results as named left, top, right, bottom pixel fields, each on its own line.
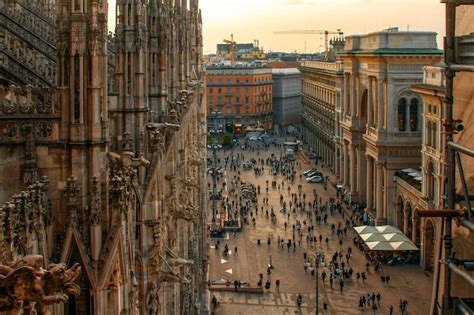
left=108, top=0, right=445, bottom=54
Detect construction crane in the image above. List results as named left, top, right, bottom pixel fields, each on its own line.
left=223, top=34, right=237, bottom=65
left=273, top=29, right=343, bottom=53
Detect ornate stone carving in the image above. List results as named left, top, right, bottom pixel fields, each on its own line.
left=145, top=281, right=160, bottom=315
left=0, top=255, right=81, bottom=312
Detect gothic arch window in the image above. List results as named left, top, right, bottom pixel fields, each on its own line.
left=410, top=98, right=419, bottom=131
left=398, top=98, right=407, bottom=131
left=427, top=121, right=432, bottom=147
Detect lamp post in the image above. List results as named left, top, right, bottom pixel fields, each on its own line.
left=309, top=251, right=324, bottom=315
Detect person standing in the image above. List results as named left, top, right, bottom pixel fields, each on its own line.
left=388, top=304, right=394, bottom=315
left=276, top=279, right=280, bottom=291
left=234, top=246, right=238, bottom=257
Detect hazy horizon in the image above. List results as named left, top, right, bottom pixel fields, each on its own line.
left=108, top=0, right=445, bottom=54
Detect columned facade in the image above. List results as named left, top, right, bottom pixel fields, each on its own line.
left=301, top=60, right=343, bottom=176
left=339, top=28, right=443, bottom=222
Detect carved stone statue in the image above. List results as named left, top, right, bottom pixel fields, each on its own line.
left=0, top=255, right=81, bottom=312
left=145, top=281, right=160, bottom=315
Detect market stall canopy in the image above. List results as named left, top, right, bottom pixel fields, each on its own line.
left=390, top=241, right=419, bottom=251
left=383, top=233, right=410, bottom=242
left=354, top=226, right=379, bottom=234
left=354, top=225, right=419, bottom=251
left=366, top=241, right=395, bottom=251
left=360, top=233, right=388, bottom=242
left=375, top=225, right=403, bottom=234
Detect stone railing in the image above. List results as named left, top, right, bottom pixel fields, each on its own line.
left=301, top=60, right=344, bottom=73
left=0, top=85, right=58, bottom=116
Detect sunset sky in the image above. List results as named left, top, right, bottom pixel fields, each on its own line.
left=108, top=0, right=446, bottom=54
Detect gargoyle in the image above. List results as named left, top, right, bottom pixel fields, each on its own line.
left=108, top=151, right=150, bottom=174
left=0, top=255, right=81, bottom=312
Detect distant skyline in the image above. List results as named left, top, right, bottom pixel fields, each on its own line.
left=108, top=0, right=445, bottom=54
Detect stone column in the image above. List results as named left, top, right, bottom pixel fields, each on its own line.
left=343, top=142, right=349, bottom=186
left=350, top=74, right=356, bottom=116
left=357, top=147, right=367, bottom=199
left=349, top=144, right=357, bottom=195
left=376, top=161, right=385, bottom=225
left=366, top=155, right=373, bottom=211
left=343, top=73, right=349, bottom=115
left=367, top=76, right=372, bottom=127
left=377, top=78, right=384, bottom=130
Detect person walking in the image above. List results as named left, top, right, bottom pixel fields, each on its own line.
left=339, top=279, right=344, bottom=293
left=276, top=279, right=280, bottom=291
left=388, top=304, right=394, bottom=315
left=296, top=293, right=303, bottom=309
left=234, top=246, right=238, bottom=257
left=376, top=292, right=381, bottom=306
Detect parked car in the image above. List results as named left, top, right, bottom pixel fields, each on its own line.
left=249, top=136, right=258, bottom=141
left=307, top=175, right=324, bottom=183
left=306, top=171, right=317, bottom=178
left=303, top=169, right=315, bottom=176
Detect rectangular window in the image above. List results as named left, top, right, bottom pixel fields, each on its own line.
left=209, top=88, right=213, bottom=94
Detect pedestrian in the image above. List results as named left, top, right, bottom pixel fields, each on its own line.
left=386, top=274, right=391, bottom=285
left=372, top=302, right=378, bottom=314
left=234, top=246, right=238, bottom=257
left=297, top=293, right=303, bottom=309
left=376, top=292, right=381, bottom=306
left=276, top=279, right=280, bottom=291
left=339, top=279, right=344, bottom=293
left=388, top=304, right=394, bottom=315
left=329, top=274, right=334, bottom=289
left=322, top=271, right=326, bottom=283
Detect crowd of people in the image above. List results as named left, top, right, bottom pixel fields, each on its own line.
left=209, top=136, right=414, bottom=314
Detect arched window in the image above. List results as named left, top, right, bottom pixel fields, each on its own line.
left=398, top=98, right=407, bottom=131
left=410, top=98, right=419, bottom=131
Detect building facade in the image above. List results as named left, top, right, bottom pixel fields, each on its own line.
left=271, top=68, right=301, bottom=130
left=0, top=1, right=208, bottom=314
left=301, top=60, right=344, bottom=175
left=206, top=65, right=273, bottom=132
left=339, top=28, right=443, bottom=226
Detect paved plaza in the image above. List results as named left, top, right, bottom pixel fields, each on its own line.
left=207, top=138, right=433, bottom=315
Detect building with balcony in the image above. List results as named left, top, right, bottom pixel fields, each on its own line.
left=272, top=68, right=301, bottom=130
left=206, top=64, right=273, bottom=133
left=301, top=60, right=344, bottom=175
left=338, top=27, right=443, bottom=226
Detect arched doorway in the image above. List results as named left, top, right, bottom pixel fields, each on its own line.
left=424, top=220, right=435, bottom=271
left=396, top=195, right=404, bottom=231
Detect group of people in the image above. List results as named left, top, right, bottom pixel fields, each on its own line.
left=209, top=137, right=414, bottom=314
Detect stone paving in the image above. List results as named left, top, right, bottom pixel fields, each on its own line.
left=208, top=138, right=433, bottom=315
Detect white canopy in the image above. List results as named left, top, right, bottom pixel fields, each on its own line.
left=354, top=226, right=379, bottom=234
left=390, top=241, right=419, bottom=251
left=375, top=225, right=403, bottom=234
left=366, top=241, right=395, bottom=251
left=383, top=233, right=410, bottom=242
left=360, top=233, right=388, bottom=242
left=354, top=225, right=419, bottom=251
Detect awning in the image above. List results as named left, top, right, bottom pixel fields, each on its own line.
left=360, top=233, right=388, bottom=242
left=354, top=225, right=419, bottom=251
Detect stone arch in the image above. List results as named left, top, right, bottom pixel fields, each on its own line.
left=396, top=194, right=405, bottom=231
left=424, top=219, right=436, bottom=271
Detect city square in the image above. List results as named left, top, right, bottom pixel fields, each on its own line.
left=207, top=138, right=433, bottom=314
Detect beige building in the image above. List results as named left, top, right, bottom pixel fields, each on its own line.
left=0, top=0, right=208, bottom=314
left=301, top=60, right=344, bottom=177
left=339, top=28, right=443, bottom=226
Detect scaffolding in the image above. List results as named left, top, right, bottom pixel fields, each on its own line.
left=418, top=1, right=474, bottom=314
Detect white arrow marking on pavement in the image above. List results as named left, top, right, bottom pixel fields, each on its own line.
left=225, top=269, right=233, bottom=274
left=221, top=258, right=228, bottom=264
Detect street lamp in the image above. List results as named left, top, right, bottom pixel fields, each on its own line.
left=308, top=251, right=325, bottom=315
